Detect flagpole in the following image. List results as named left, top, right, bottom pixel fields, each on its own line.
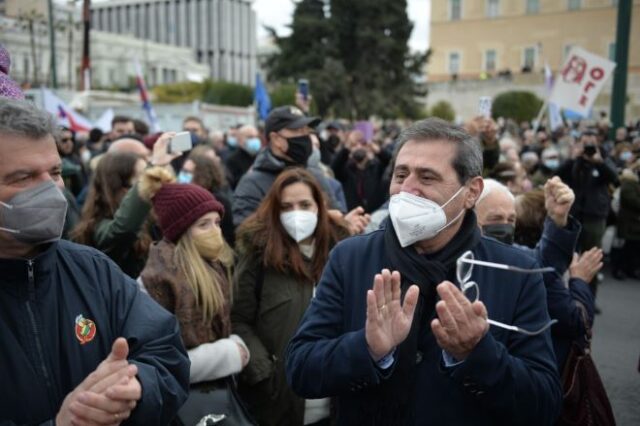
left=532, top=98, right=548, bottom=135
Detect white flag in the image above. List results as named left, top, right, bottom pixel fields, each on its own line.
left=41, top=88, right=93, bottom=132
left=549, top=47, right=615, bottom=117
left=95, top=108, right=115, bottom=133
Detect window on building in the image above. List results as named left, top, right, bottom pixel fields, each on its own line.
left=609, top=42, right=616, bottom=61
left=568, top=0, right=581, bottom=11
left=450, top=0, right=462, bottom=21
left=526, top=0, right=539, bottom=14
left=449, top=52, right=461, bottom=75
left=523, top=47, right=536, bottom=71
left=486, top=0, right=499, bottom=18
left=485, top=49, right=497, bottom=72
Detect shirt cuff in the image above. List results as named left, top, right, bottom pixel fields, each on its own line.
left=442, top=350, right=465, bottom=368
left=375, top=348, right=396, bottom=370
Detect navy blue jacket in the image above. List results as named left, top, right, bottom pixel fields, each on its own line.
left=517, top=217, right=594, bottom=370
left=285, top=228, right=562, bottom=425
left=0, top=240, right=190, bottom=425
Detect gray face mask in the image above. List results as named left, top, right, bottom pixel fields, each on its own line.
left=0, top=181, right=68, bottom=244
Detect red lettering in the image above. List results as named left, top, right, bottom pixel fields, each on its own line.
left=590, top=67, right=604, bottom=80
left=579, top=95, right=589, bottom=106
left=584, top=81, right=596, bottom=93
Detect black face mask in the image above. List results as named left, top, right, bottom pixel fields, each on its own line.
left=285, top=135, right=313, bottom=166
left=482, top=223, right=515, bottom=245
left=327, top=134, right=341, bottom=149
left=352, top=148, right=367, bottom=163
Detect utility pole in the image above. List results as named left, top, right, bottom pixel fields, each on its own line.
left=81, top=0, right=91, bottom=91
left=610, top=0, right=632, bottom=132
left=47, top=0, right=58, bottom=88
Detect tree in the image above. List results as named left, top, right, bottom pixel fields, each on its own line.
left=429, top=101, right=455, bottom=122
left=265, top=0, right=428, bottom=119
left=492, top=91, right=543, bottom=123
left=329, top=0, right=427, bottom=119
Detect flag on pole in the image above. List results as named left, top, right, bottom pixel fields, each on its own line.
left=544, top=63, right=563, bottom=131
left=94, top=108, right=114, bottom=132
left=41, top=87, right=93, bottom=132
left=549, top=46, right=616, bottom=117
left=254, top=73, right=271, bottom=121
left=134, top=60, right=160, bottom=132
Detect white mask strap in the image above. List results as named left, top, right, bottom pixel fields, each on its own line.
left=440, top=185, right=466, bottom=209
left=435, top=205, right=466, bottom=234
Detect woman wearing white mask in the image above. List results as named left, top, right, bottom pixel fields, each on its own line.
left=232, top=168, right=350, bottom=426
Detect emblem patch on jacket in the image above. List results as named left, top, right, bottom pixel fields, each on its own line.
left=75, top=314, right=97, bottom=344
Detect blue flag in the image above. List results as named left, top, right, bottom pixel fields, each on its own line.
left=254, top=73, right=271, bottom=121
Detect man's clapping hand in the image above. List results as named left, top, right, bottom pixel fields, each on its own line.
left=56, top=338, right=142, bottom=426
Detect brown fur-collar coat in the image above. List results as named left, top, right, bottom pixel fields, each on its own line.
left=141, top=239, right=231, bottom=349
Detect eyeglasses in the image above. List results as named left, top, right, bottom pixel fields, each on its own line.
left=456, top=250, right=557, bottom=336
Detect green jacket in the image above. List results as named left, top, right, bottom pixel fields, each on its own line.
left=231, top=250, right=314, bottom=426
left=618, top=175, right=640, bottom=241
left=94, top=184, right=151, bottom=278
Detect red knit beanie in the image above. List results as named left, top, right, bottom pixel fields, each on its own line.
left=151, top=183, right=224, bottom=243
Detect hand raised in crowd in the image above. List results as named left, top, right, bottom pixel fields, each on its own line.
left=570, top=248, right=604, bottom=284
left=295, top=92, right=312, bottom=114
left=56, top=338, right=141, bottom=426
left=464, top=116, right=498, bottom=147
left=150, top=132, right=182, bottom=167
left=343, top=206, right=371, bottom=235
left=584, top=146, right=604, bottom=164
left=431, top=281, right=489, bottom=362
left=544, top=176, right=575, bottom=228
left=365, top=269, right=419, bottom=361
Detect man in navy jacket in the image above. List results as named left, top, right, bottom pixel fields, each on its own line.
left=285, top=118, right=562, bottom=425
left=0, top=100, right=189, bottom=425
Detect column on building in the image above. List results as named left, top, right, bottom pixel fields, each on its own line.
left=179, top=0, right=187, bottom=47
left=190, top=0, right=199, bottom=54
left=197, top=0, right=207, bottom=63
left=249, top=8, right=256, bottom=85
left=147, top=1, right=156, bottom=42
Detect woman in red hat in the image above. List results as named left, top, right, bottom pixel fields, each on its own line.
left=139, top=169, right=249, bottom=390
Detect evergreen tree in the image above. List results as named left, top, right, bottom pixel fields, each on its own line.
left=265, top=0, right=428, bottom=119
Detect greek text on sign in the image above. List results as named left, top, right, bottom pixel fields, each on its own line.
left=548, top=46, right=616, bottom=117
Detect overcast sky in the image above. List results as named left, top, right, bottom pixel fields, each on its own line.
left=252, top=0, right=431, bottom=51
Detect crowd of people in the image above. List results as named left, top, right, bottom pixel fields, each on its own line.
left=1, top=48, right=639, bottom=425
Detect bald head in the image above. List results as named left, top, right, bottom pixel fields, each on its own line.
left=475, top=179, right=516, bottom=226
left=238, top=125, right=259, bottom=144
left=108, top=138, right=150, bottom=158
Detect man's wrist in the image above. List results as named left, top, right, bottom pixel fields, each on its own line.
left=550, top=215, right=568, bottom=228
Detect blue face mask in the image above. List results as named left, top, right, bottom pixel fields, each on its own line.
left=245, top=137, right=262, bottom=155
left=543, top=159, right=560, bottom=170
left=177, top=171, right=193, bottom=184
left=227, top=136, right=238, bottom=148
left=620, top=151, right=632, bottom=162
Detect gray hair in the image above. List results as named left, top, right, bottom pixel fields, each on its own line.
left=477, top=178, right=514, bottom=205
left=392, top=118, right=483, bottom=184
left=0, top=99, right=57, bottom=140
